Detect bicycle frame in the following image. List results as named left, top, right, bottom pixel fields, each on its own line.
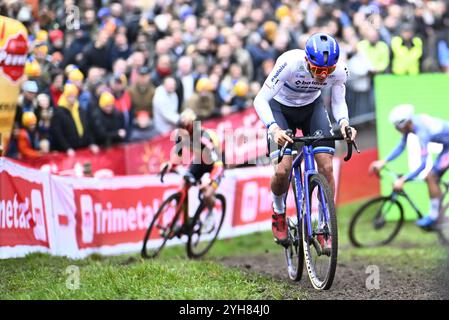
left=391, top=190, right=425, bottom=219
left=380, top=168, right=425, bottom=220
left=287, top=144, right=330, bottom=238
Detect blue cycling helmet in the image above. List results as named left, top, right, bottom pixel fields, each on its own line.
left=305, top=33, right=340, bottom=67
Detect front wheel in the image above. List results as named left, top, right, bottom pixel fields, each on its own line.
left=349, top=196, right=404, bottom=248
left=141, top=192, right=182, bottom=259
left=284, top=178, right=304, bottom=282
left=187, top=194, right=226, bottom=259
left=302, top=174, right=337, bottom=290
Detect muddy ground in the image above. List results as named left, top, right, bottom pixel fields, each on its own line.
left=217, top=251, right=449, bottom=300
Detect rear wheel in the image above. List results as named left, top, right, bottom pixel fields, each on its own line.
left=187, top=194, right=226, bottom=259
left=284, top=178, right=304, bottom=281
left=437, top=185, right=449, bottom=245
left=349, top=196, right=404, bottom=247
left=141, top=193, right=182, bottom=259
left=302, top=174, right=337, bottom=290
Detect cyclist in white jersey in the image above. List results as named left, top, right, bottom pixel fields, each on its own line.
left=253, top=32, right=357, bottom=244
left=370, top=104, right=449, bottom=228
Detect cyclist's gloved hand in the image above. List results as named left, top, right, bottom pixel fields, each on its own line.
left=369, top=160, right=386, bottom=176
left=183, top=172, right=197, bottom=184
left=269, top=123, right=293, bottom=146
left=339, top=120, right=357, bottom=142
left=393, top=177, right=406, bottom=191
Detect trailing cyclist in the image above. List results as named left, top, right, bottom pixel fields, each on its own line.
left=162, top=108, right=224, bottom=214
left=369, top=104, right=449, bottom=228
left=253, top=32, right=357, bottom=245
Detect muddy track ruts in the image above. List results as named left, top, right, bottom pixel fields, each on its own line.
left=216, top=251, right=449, bottom=300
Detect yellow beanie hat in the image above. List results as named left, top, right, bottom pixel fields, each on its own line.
left=63, top=83, right=79, bottom=97
left=68, top=68, right=84, bottom=82
left=99, top=91, right=116, bottom=108
left=25, top=59, right=42, bottom=78
left=195, top=78, right=213, bottom=92
left=22, top=112, right=37, bottom=127
left=275, top=5, right=291, bottom=20
left=233, top=81, right=249, bottom=97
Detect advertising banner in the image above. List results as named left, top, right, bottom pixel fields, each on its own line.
left=0, top=16, right=28, bottom=155
left=0, top=158, right=53, bottom=258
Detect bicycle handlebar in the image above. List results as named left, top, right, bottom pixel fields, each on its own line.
left=278, top=127, right=360, bottom=164
left=159, top=164, right=200, bottom=187
left=160, top=164, right=169, bottom=183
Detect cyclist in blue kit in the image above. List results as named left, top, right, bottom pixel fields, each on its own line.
left=370, top=104, right=449, bottom=228
left=253, top=33, right=357, bottom=244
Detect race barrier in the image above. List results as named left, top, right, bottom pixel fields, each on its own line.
left=0, top=156, right=342, bottom=259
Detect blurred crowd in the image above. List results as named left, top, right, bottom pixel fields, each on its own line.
left=2, top=0, right=449, bottom=160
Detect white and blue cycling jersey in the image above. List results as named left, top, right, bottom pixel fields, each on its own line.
left=386, top=114, right=449, bottom=179
left=253, top=49, right=350, bottom=127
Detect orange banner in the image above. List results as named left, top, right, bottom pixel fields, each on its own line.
left=0, top=16, right=28, bottom=155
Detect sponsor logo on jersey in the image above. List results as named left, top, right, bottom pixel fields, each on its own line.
left=271, top=62, right=287, bottom=82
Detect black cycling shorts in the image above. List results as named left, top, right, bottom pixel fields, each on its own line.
left=188, top=163, right=214, bottom=181
left=267, top=96, right=335, bottom=159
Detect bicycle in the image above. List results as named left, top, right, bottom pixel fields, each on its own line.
left=279, top=127, right=359, bottom=290
left=141, top=165, right=226, bottom=259
left=348, top=167, right=449, bottom=247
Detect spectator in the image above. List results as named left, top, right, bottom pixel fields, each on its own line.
left=91, top=92, right=127, bottom=148
left=357, top=28, right=390, bottom=74
left=228, top=33, right=254, bottom=81
left=110, top=32, right=132, bottom=62
left=50, top=83, right=99, bottom=156
left=68, top=68, right=91, bottom=111
left=80, top=30, right=113, bottom=73
left=230, top=80, right=250, bottom=112
left=17, top=112, right=48, bottom=160
left=36, top=93, right=53, bottom=141
left=177, top=55, right=195, bottom=104
left=110, top=73, right=133, bottom=133
left=49, top=29, right=64, bottom=55
left=129, top=66, right=155, bottom=117
left=346, top=50, right=375, bottom=118
left=128, top=51, right=146, bottom=85
left=391, top=24, right=423, bottom=75
left=219, top=63, right=248, bottom=106
left=49, top=73, right=64, bottom=107
left=186, top=77, right=215, bottom=120
left=153, top=77, right=179, bottom=135
left=14, top=80, right=38, bottom=129
left=62, top=27, right=90, bottom=69
left=151, top=54, right=173, bottom=87
left=129, top=110, right=159, bottom=142
left=128, top=66, right=157, bottom=142
left=246, top=32, right=273, bottom=81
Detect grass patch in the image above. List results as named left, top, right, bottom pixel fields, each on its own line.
left=1, top=200, right=447, bottom=299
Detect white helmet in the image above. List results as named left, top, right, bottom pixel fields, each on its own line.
left=389, top=104, right=414, bottom=128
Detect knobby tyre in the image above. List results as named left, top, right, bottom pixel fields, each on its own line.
left=187, top=194, right=226, bottom=259
left=349, top=196, right=404, bottom=248
left=141, top=192, right=182, bottom=259
left=302, top=174, right=337, bottom=290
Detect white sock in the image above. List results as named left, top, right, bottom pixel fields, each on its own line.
left=429, top=198, right=440, bottom=220
left=272, top=192, right=286, bottom=214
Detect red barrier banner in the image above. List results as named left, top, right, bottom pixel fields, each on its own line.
left=0, top=158, right=52, bottom=257
left=23, top=146, right=127, bottom=177
left=20, top=108, right=268, bottom=176
left=73, top=185, right=173, bottom=249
